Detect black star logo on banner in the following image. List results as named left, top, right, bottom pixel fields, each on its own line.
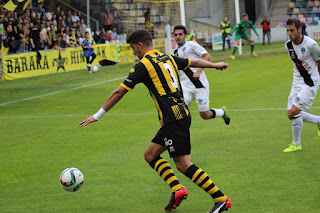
left=53, top=51, right=68, bottom=72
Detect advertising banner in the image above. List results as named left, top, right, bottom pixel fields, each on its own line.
left=1, top=43, right=118, bottom=81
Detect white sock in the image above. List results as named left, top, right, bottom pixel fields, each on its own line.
left=301, top=111, right=320, bottom=124
left=292, top=114, right=303, bottom=146
left=211, top=108, right=224, bottom=118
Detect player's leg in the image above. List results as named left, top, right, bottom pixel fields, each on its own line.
left=284, top=86, right=316, bottom=152
left=195, top=88, right=230, bottom=124
left=222, top=33, right=226, bottom=51
left=146, top=124, right=187, bottom=211
left=174, top=155, right=232, bottom=212
left=89, top=53, right=96, bottom=64
left=247, top=37, right=257, bottom=56
left=299, top=85, right=320, bottom=135
left=230, top=35, right=240, bottom=59
left=227, top=33, right=231, bottom=50
left=85, top=56, right=92, bottom=73
left=262, top=30, right=266, bottom=45
left=182, top=87, right=193, bottom=107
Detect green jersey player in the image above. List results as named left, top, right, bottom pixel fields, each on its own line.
left=229, top=13, right=260, bottom=59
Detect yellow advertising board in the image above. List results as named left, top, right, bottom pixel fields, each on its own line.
left=119, top=44, right=134, bottom=64
left=1, top=43, right=118, bottom=81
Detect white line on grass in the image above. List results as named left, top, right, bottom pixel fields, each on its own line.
left=2, top=107, right=320, bottom=119
left=0, top=76, right=127, bottom=107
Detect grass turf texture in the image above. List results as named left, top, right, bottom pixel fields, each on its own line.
left=1, top=42, right=320, bottom=212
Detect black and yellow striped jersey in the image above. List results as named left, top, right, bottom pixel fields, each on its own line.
left=121, top=49, right=191, bottom=125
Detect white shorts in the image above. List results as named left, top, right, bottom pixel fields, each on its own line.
left=182, top=87, right=210, bottom=112
left=287, top=84, right=319, bottom=111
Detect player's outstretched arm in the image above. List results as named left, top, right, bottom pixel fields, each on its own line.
left=190, top=59, right=228, bottom=71
left=78, top=85, right=128, bottom=127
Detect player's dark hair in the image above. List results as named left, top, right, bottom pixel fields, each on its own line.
left=173, top=25, right=187, bottom=35
left=242, top=13, right=248, bottom=17
left=286, top=18, right=302, bottom=30
left=127, top=30, right=153, bottom=46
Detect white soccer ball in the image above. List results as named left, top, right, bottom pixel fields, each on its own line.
left=60, top=167, right=84, bottom=192
left=92, top=65, right=99, bottom=72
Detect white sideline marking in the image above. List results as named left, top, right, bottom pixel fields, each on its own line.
left=0, top=76, right=126, bottom=107
left=2, top=107, right=320, bottom=119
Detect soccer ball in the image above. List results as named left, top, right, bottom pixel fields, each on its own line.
left=92, top=65, right=99, bottom=72
left=60, top=167, right=84, bottom=192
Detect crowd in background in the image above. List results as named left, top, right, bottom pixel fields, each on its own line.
left=0, top=1, right=119, bottom=54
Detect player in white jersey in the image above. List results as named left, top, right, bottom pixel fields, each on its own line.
left=284, top=18, right=320, bottom=152
left=173, top=25, right=230, bottom=124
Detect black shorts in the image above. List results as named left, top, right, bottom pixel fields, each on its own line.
left=152, top=117, right=191, bottom=158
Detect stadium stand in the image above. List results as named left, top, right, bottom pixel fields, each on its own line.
left=279, top=0, right=320, bottom=27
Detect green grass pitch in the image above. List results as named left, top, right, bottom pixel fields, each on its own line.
left=1, top=42, right=320, bottom=212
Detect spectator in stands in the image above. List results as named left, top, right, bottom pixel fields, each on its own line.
left=53, top=34, right=66, bottom=51
left=98, top=27, right=112, bottom=43
left=260, top=16, right=271, bottom=45
left=104, top=8, right=112, bottom=31
left=79, top=32, right=86, bottom=46
left=80, top=19, right=87, bottom=33
left=110, top=27, right=118, bottom=40
left=71, top=10, right=80, bottom=24
left=48, top=23, right=56, bottom=49
left=66, top=9, right=72, bottom=28
left=66, top=30, right=78, bottom=47
left=40, top=23, right=49, bottom=49
left=0, top=17, right=5, bottom=49
left=52, top=13, right=57, bottom=28
left=20, top=24, right=28, bottom=52
left=93, top=29, right=100, bottom=43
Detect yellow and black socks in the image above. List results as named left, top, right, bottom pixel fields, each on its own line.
left=185, top=164, right=227, bottom=203
left=149, top=156, right=182, bottom=191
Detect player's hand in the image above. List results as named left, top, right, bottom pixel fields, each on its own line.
left=193, top=71, right=201, bottom=80
left=215, top=62, right=228, bottom=71
left=257, top=35, right=260, bottom=40
left=78, top=116, right=97, bottom=127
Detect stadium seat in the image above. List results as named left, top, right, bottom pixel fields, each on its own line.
left=278, top=22, right=285, bottom=27
left=296, top=1, right=302, bottom=7
left=308, top=1, right=314, bottom=7
left=305, top=20, right=311, bottom=25
left=297, top=0, right=303, bottom=2
left=312, top=6, right=318, bottom=11
left=311, top=13, right=319, bottom=17
left=286, top=14, right=291, bottom=19
left=287, top=8, right=294, bottom=13
left=315, top=1, right=320, bottom=6
left=307, top=16, right=313, bottom=22
left=280, top=18, right=286, bottom=23
left=293, top=7, right=300, bottom=13
left=292, top=14, right=298, bottom=18
left=307, top=6, right=313, bottom=11
left=314, top=16, right=320, bottom=21
left=299, top=17, right=307, bottom=23
left=302, top=1, right=308, bottom=7
left=300, top=7, right=306, bottom=12
left=289, top=2, right=295, bottom=8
